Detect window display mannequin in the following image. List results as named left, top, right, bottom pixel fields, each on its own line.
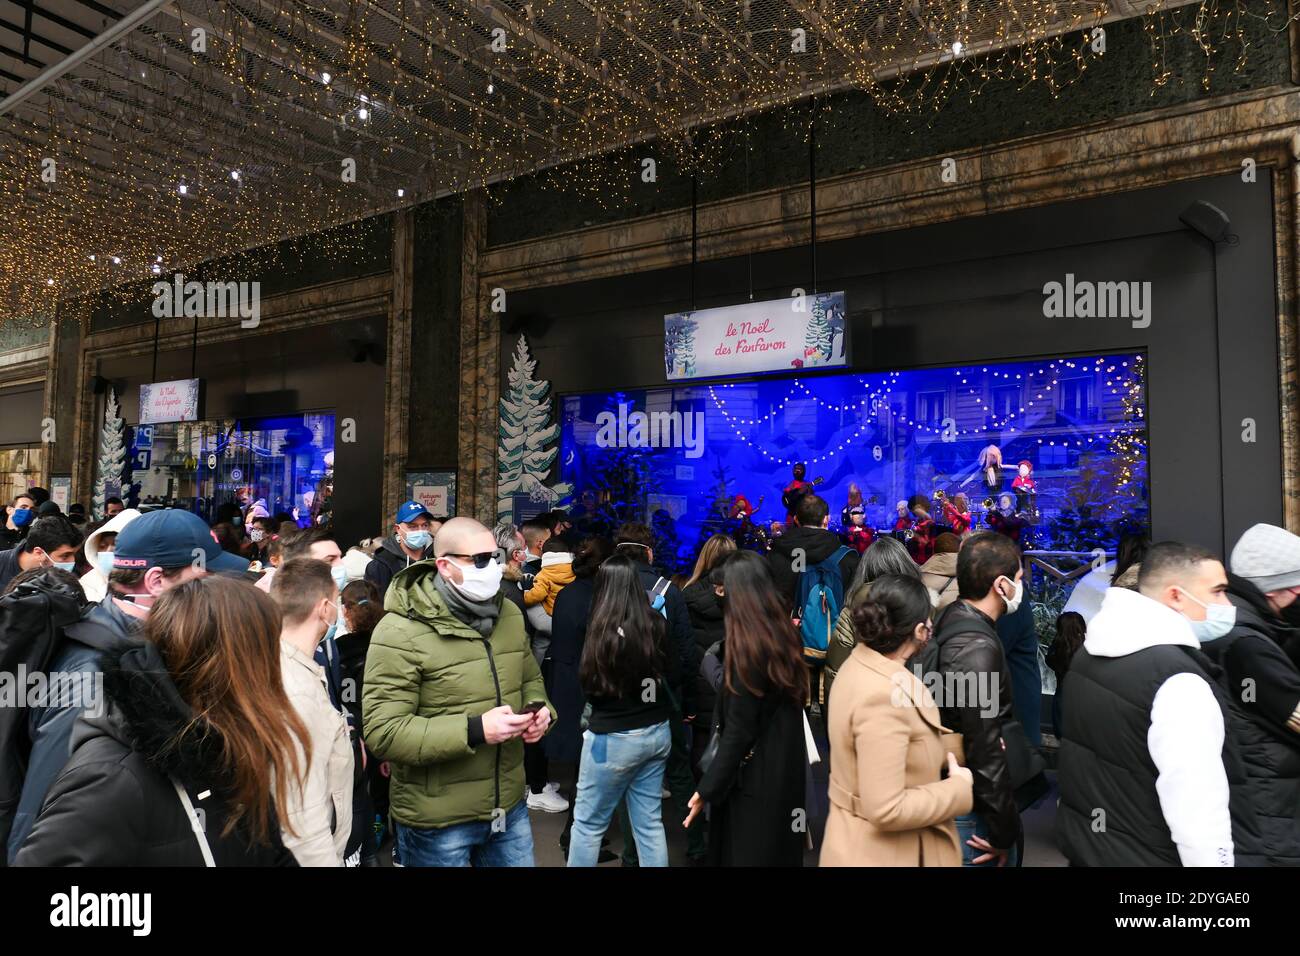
left=1012, top=460, right=1036, bottom=514
left=978, top=443, right=1004, bottom=495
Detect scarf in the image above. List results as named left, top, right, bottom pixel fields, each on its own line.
left=433, top=572, right=500, bottom=637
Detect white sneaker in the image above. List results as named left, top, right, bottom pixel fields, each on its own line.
left=528, top=786, right=569, bottom=813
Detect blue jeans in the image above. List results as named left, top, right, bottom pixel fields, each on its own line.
left=394, top=800, right=534, bottom=867
left=956, top=812, right=1021, bottom=868
left=568, top=721, right=672, bottom=867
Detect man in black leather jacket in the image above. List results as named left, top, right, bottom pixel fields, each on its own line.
left=928, top=532, right=1026, bottom=867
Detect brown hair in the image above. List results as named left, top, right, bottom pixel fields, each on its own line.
left=146, top=576, right=311, bottom=843
left=717, top=551, right=807, bottom=706
left=269, top=558, right=336, bottom=625
left=342, top=579, right=384, bottom=634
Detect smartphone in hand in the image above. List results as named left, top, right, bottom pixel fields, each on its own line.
left=520, top=700, right=546, bottom=715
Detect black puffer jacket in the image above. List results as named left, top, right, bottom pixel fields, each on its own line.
left=682, top=579, right=726, bottom=726
left=14, top=641, right=299, bottom=867
left=0, top=570, right=88, bottom=861
left=1202, top=574, right=1300, bottom=866
left=929, top=600, right=1021, bottom=851
left=767, top=525, right=859, bottom=612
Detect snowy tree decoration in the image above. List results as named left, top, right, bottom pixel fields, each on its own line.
left=498, top=335, right=573, bottom=521
left=804, top=297, right=832, bottom=366
left=92, top=386, right=127, bottom=518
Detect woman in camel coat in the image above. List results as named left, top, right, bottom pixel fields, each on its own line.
left=820, top=574, right=973, bottom=867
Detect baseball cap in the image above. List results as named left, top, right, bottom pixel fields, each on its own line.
left=395, top=500, right=433, bottom=525
left=112, top=509, right=250, bottom=574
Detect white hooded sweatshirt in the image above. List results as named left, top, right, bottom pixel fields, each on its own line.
left=1085, top=586, right=1234, bottom=867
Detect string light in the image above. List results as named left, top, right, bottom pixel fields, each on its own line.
left=1, top=1, right=1291, bottom=321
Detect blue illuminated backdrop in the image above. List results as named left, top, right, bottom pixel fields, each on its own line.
left=559, top=352, right=1148, bottom=574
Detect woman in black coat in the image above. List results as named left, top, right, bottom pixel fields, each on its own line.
left=16, top=577, right=306, bottom=866
left=681, top=534, right=735, bottom=774
left=546, top=536, right=613, bottom=765
left=685, top=550, right=808, bottom=867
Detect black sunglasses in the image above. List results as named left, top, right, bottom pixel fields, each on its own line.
left=443, top=551, right=496, bottom=569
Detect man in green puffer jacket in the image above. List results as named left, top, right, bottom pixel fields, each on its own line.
left=363, top=517, right=556, bottom=867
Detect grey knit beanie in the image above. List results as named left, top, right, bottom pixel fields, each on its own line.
left=1230, top=523, right=1300, bottom=593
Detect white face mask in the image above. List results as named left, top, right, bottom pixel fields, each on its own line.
left=448, top=558, right=503, bottom=602
left=997, top=575, right=1024, bottom=615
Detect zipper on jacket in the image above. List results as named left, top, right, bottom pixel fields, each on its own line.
left=484, top=638, right=503, bottom=813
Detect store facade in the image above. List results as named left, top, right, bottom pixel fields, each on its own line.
left=454, top=88, right=1300, bottom=568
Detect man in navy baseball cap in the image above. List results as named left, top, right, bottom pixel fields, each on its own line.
left=5, top=508, right=248, bottom=860
left=112, top=508, right=250, bottom=580
left=365, top=500, right=439, bottom=595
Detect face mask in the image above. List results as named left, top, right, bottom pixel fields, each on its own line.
left=96, top=551, right=116, bottom=577
left=11, top=508, right=32, bottom=527
left=53, top=561, right=76, bottom=573
left=1178, top=588, right=1237, bottom=642
left=997, top=575, right=1024, bottom=615
left=450, top=558, right=503, bottom=602
left=321, top=604, right=339, bottom=644
left=330, top=563, right=348, bottom=592
left=403, top=529, right=432, bottom=551
left=250, top=529, right=265, bottom=543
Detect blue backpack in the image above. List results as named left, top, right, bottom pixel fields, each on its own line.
left=795, top=546, right=852, bottom=659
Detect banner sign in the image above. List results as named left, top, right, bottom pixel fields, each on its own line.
left=664, top=291, right=847, bottom=381
left=139, top=378, right=202, bottom=424
left=406, top=470, right=456, bottom=518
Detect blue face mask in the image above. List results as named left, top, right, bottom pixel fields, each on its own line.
left=1179, top=588, right=1237, bottom=643
left=330, top=563, right=348, bottom=591
left=323, top=616, right=339, bottom=643
left=96, top=551, right=116, bottom=577
left=11, top=508, right=32, bottom=527
left=53, top=561, right=76, bottom=573
left=403, top=529, right=432, bottom=551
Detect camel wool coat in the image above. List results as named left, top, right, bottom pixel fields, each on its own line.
left=820, top=643, right=972, bottom=867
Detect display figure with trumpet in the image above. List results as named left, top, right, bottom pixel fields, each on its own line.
left=906, top=494, right=937, bottom=564
left=936, top=489, right=972, bottom=536
left=985, top=492, right=1030, bottom=544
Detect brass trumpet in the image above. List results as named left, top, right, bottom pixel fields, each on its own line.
left=982, top=497, right=996, bottom=510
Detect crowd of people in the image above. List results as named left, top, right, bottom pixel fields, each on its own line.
left=3, top=479, right=1300, bottom=869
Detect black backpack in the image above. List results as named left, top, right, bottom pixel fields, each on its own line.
left=0, top=571, right=89, bottom=860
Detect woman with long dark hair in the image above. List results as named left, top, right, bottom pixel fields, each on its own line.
left=568, top=554, right=678, bottom=866
left=685, top=550, right=808, bottom=866
left=821, top=574, right=972, bottom=866
left=16, top=576, right=309, bottom=865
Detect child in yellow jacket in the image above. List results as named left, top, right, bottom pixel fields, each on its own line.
left=524, top=539, right=575, bottom=615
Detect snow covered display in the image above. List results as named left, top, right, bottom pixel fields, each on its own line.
left=497, top=335, right=573, bottom=522
left=803, top=296, right=833, bottom=366
left=92, top=386, right=127, bottom=518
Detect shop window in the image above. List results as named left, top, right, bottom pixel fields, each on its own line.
left=0, top=446, right=43, bottom=505
left=126, top=413, right=335, bottom=527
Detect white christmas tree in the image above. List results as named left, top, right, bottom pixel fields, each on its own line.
left=92, top=387, right=126, bottom=518
left=804, top=297, right=831, bottom=365
left=498, top=335, right=573, bottom=521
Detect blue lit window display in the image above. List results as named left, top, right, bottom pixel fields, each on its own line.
left=558, top=353, right=1148, bottom=577
left=127, top=413, right=335, bottom=526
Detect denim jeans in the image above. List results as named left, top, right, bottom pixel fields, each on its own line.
left=569, top=721, right=672, bottom=867
left=394, top=799, right=535, bottom=867
left=619, top=708, right=707, bottom=864
left=956, top=812, right=1021, bottom=868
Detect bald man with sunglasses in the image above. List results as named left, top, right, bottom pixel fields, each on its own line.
left=362, top=517, right=556, bottom=867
